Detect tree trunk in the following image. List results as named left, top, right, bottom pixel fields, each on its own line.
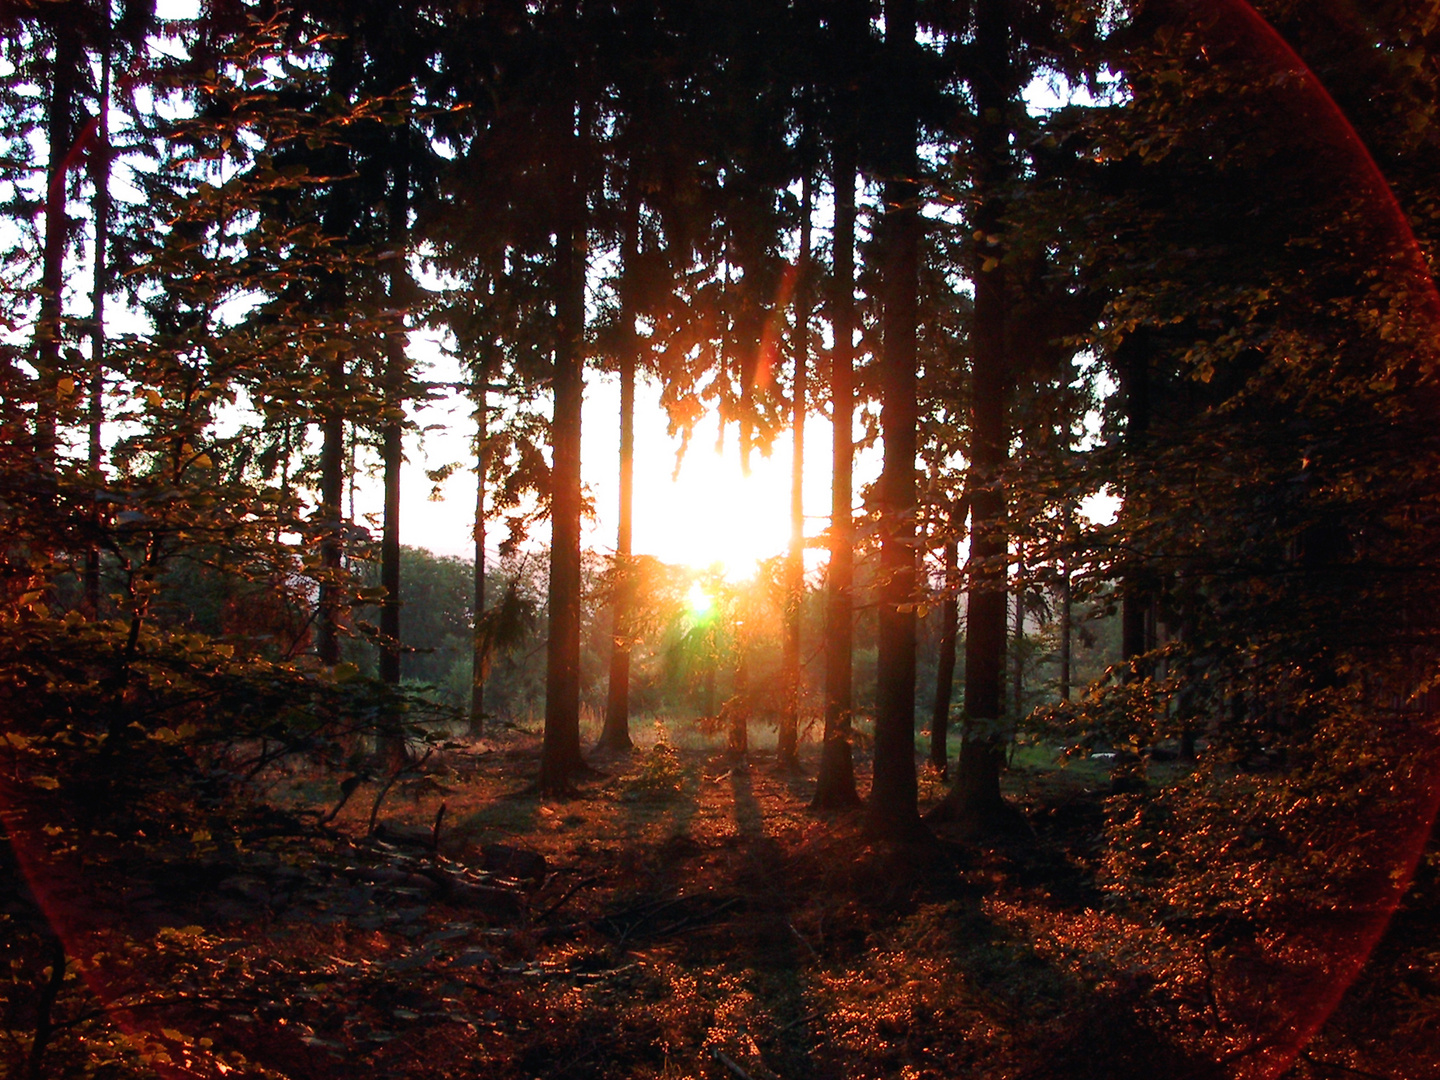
left=470, top=362, right=489, bottom=735
left=779, top=169, right=812, bottom=773
left=317, top=352, right=347, bottom=667
left=729, top=637, right=749, bottom=760
left=315, top=30, right=356, bottom=668
left=812, top=37, right=862, bottom=810
left=379, top=129, right=410, bottom=687
left=932, top=0, right=1015, bottom=828
left=539, top=189, right=587, bottom=794
left=85, top=33, right=111, bottom=616
left=867, top=0, right=924, bottom=840
left=598, top=194, right=641, bottom=754
left=1011, top=582, right=1025, bottom=721
left=34, top=16, right=82, bottom=476
left=1119, top=332, right=1152, bottom=670
left=1059, top=560, right=1072, bottom=701
left=930, top=532, right=959, bottom=775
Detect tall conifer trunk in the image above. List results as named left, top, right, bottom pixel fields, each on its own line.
left=780, top=170, right=812, bottom=773
left=471, top=359, right=490, bottom=735
left=933, top=0, right=1015, bottom=826
left=85, top=31, right=112, bottom=615
left=379, top=128, right=410, bottom=687
left=812, top=10, right=863, bottom=809
left=315, top=29, right=356, bottom=668
left=539, top=81, right=588, bottom=794
left=867, top=0, right=925, bottom=839
left=598, top=194, right=641, bottom=754
left=34, top=15, right=82, bottom=476
left=1119, top=332, right=1153, bottom=669
left=317, top=361, right=347, bottom=667
left=930, top=529, right=960, bottom=774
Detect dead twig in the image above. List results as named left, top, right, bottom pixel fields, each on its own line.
left=711, top=1048, right=758, bottom=1080
left=536, top=875, right=604, bottom=923
left=368, top=748, right=435, bottom=837
left=786, top=919, right=819, bottom=962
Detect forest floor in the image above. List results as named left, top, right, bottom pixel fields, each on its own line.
left=3, top=724, right=1436, bottom=1080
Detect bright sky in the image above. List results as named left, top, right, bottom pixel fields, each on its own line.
left=373, top=360, right=874, bottom=581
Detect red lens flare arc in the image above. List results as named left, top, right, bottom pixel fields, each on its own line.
left=1198, top=3, right=1440, bottom=1076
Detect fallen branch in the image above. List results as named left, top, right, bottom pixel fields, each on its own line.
left=711, top=1049, right=758, bottom=1080
left=536, top=875, right=604, bottom=923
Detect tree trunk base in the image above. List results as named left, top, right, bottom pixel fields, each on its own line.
left=772, top=752, right=804, bottom=776
left=862, top=802, right=931, bottom=843
left=924, top=792, right=1030, bottom=840
left=811, top=738, right=861, bottom=810
left=591, top=732, right=635, bottom=756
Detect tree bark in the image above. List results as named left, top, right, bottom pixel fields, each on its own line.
left=34, top=15, right=82, bottom=476
left=85, top=31, right=111, bottom=616
left=1119, top=331, right=1152, bottom=670
left=315, top=29, right=356, bottom=668
left=932, top=0, right=1015, bottom=827
left=1059, top=559, right=1072, bottom=701
left=598, top=193, right=641, bottom=754
left=867, top=0, right=925, bottom=840
left=539, top=163, right=587, bottom=795
left=470, top=359, right=489, bottom=735
left=779, top=169, right=812, bottom=773
left=930, top=532, right=959, bottom=775
left=379, top=130, right=410, bottom=687
left=812, top=30, right=862, bottom=810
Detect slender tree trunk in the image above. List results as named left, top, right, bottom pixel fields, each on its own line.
left=379, top=130, right=410, bottom=686
left=317, top=358, right=346, bottom=667
left=1059, top=559, right=1072, bottom=701
left=729, top=635, right=749, bottom=760
left=867, top=0, right=924, bottom=839
left=471, top=343, right=506, bottom=736
left=598, top=195, right=640, bottom=754
left=1120, top=332, right=1152, bottom=670
left=85, top=35, right=111, bottom=616
left=930, top=532, right=959, bottom=775
left=34, top=18, right=82, bottom=476
left=315, top=31, right=356, bottom=668
left=1011, top=583, right=1025, bottom=726
left=933, top=0, right=1014, bottom=827
left=812, top=53, right=862, bottom=810
left=780, top=170, right=812, bottom=773
left=539, top=147, right=587, bottom=795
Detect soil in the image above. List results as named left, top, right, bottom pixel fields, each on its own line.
left=4, top=730, right=1435, bottom=1080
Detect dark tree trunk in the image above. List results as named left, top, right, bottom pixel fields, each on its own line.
left=1059, top=561, right=1072, bottom=701
left=1011, top=583, right=1025, bottom=721
left=779, top=170, right=812, bottom=773
left=1119, top=332, right=1152, bottom=670
left=470, top=362, right=489, bottom=735
left=317, top=360, right=346, bottom=667
left=315, top=30, right=356, bottom=668
left=34, top=16, right=82, bottom=475
left=379, top=130, right=410, bottom=687
left=932, top=0, right=1015, bottom=828
left=729, top=639, right=749, bottom=760
left=539, top=209, right=587, bottom=794
left=85, top=34, right=111, bottom=616
left=812, top=28, right=862, bottom=810
left=930, top=532, right=960, bottom=775
left=867, top=0, right=925, bottom=840
left=598, top=194, right=641, bottom=754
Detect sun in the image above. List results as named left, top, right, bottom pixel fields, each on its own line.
left=685, top=582, right=715, bottom=618
left=624, top=413, right=829, bottom=581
